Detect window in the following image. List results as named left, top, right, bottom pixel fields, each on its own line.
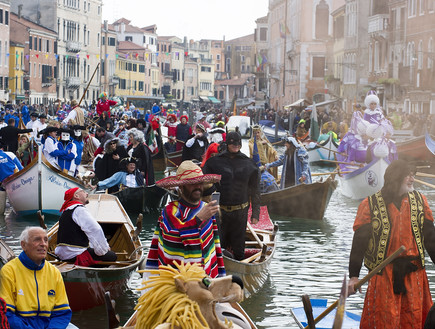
left=217, top=54, right=221, bottom=60
left=34, top=37, right=37, bottom=51
left=201, top=66, right=211, bottom=72
left=0, top=10, right=3, bottom=24
left=139, top=64, right=145, bottom=73
left=97, top=33, right=100, bottom=47
left=200, top=82, right=212, bottom=91
left=108, top=37, right=116, bottom=46
left=46, top=40, right=50, bottom=52
left=101, top=36, right=105, bottom=46
left=125, top=36, right=133, bottom=42
left=143, top=36, right=146, bottom=44
left=139, top=81, right=144, bottom=91
left=241, top=64, right=245, bottom=72
left=312, top=56, right=325, bottom=78
left=216, top=63, right=220, bottom=71
left=420, top=0, right=425, bottom=14
left=418, top=40, right=423, bottom=69
left=259, top=27, right=267, bottom=41
left=39, top=38, right=42, bottom=52
left=4, top=11, right=8, bottom=25
left=98, top=5, right=101, bottom=15
left=409, top=0, right=417, bottom=16
left=429, top=38, right=434, bottom=69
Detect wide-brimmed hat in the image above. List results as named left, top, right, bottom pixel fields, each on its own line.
left=156, top=160, right=221, bottom=188
left=30, top=112, right=39, bottom=117
left=39, top=113, right=47, bottom=119
left=38, top=126, right=59, bottom=136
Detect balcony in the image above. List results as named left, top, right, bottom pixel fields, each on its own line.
left=163, top=70, right=173, bottom=78
left=66, top=41, right=82, bottom=53
left=368, top=14, right=389, bottom=38
left=66, top=76, right=81, bottom=89
left=110, top=75, right=120, bottom=85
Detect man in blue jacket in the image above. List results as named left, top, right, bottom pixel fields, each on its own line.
left=0, top=226, right=72, bottom=329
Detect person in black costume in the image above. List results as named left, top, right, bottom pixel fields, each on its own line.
left=0, top=118, right=33, bottom=152
left=202, top=131, right=260, bottom=260
left=126, top=128, right=155, bottom=185
left=182, top=123, right=209, bottom=162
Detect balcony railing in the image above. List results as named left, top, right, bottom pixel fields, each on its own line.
left=66, top=41, right=82, bottom=53
left=66, top=76, right=81, bottom=89
left=368, top=14, right=389, bottom=38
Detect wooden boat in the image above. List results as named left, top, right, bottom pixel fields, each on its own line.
left=223, top=206, right=277, bottom=298
left=110, top=184, right=170, bottom=214
left=0, top=238, right=15, bottom=268
left=167, top=149, right=183, bottom=167
left=306, top=135, right=340, bottom=165
left=291, top=298, right=361, bottom=329
left=338, top=157, right=389, bottom=200
left=260, top=176, right=337, bottom=220
left=259, top=119, right=287, bottom=144
left=2, top=152, right=84, bottom=216
left=397, top=133, right=435, bottom=163
left=46, top=194, right=145, bottom=312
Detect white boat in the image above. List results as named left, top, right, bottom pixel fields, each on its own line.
left=259, top=120, right=287, bottom=144
left=306, top=135, right=340, bottom=165
left=226, top=115, right=252, bottom=138
left=2, top=150, right=84, bottom=216
left=338, top=157, right=390, bottom=200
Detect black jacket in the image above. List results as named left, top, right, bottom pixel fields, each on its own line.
left=0, top=126, right=33, bottom=152
left=203, top=150, right=260, bottom=219
left=127, top=143, right=155, bottom=185
left=182, top=134, right=209, bottom=162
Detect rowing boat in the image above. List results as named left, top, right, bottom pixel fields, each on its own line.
left=0, top=238, right=15, bottom=268
left=338, top=157, right=389, bottom=200
left=291, top=298, right=361, bottom=329
left=110, top=184, right=170, bottom=214
left=306, top=135, right=340, bottom=165
left=2, top=152, right=84, bottom=216
left=396, top=133, right=435, bottom=162
left=167, top=149, right=183, bottom=167
left=46, top=194, right=145, bottom=311
left=223, top=206, right=277, bottom=298
left=260, top=176, right=337, bottom=220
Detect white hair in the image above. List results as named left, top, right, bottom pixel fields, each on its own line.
left=128, top=128, right=145, bottom=143
left=20, top=226, right=46, bottom=243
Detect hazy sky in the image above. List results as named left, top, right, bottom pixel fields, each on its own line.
left=102, top=0, right=269, bottom=41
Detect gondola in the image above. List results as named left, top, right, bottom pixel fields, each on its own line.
left=2, top=151, right=84, bottom=216
left=110, top=184, right=170, bottom=214
left=0, top=238, right=15, bottom=268
left=396, top=132, right=435, bottom=163
left=46, top=194, right=145, bottom=312
left=306, top=135, right=340, bottom=165
left=223, top=206, right=277, bottom=298
left=260, top=176, right=337, bottom=220
left=290, top=298, right=361, bottom=329
left=151, top=128, right=168, bottom=172
left=167, top=149, right=183, bottom=167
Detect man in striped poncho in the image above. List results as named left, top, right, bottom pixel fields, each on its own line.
left=145, top=160, right=225, bottom=278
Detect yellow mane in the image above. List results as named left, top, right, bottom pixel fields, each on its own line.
left=136, top=262, right=209, bottom=329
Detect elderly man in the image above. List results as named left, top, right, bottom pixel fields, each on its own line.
left=0, top=227, right=72, bottom=328
left=93, top=157, right=144, bottom=191
left=348, top=160, right=435, bottom=328
left=203, top=131, right=260, bottom=261
left=55, top=188, right=117, bottom=265
left=145, top=160, right=225, bottom=278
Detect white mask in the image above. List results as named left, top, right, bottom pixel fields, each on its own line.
left=61, top=132, right=70, bottom=141
left=74, top=129, right=81, bottom=137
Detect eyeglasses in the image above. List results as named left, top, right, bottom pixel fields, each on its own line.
left=109, top=142, right=117, bottom=145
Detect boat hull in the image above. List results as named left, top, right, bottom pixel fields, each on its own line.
left=397, top=133, right=435, bottom=162
left=338, top=158, right=389, bottom=200
left=307, top=136, right=339, bottom=165
left=111, top=185, right=168, bottom=214
left=2, top=157, right=83, bottom=216
left=62, top=262, right=140, bottom=312
left=167, top=150, right=183, bottom=167
left=291, top=298, right=360, bottom=329
left=260, top=177, right=337, bottom=220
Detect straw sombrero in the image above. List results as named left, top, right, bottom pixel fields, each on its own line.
left=156, top=161, right=221, bottom=188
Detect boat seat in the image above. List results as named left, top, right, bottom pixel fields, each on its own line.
left=244, top=248, right=261, bottom=257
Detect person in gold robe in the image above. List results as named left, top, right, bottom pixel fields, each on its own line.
left=248, top=125, right=278, bottom=179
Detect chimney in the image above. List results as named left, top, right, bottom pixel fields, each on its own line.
left=104, top=20, right=108, bottom=31
left=18, top=5, right=22, bottom=19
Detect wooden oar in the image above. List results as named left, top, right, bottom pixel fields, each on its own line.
left=302, top=295, right=316, bottom=329
left=414, top=178, right=435, bottom=189
left=305, top=245, right=405, bottom=328
left=320, top=159, right=364, bottom=167
left=315, top=143, right=346, bottom=156
left=240, top=250, right=262, bottom=263
left=311, top=171, right=353, bottom=177
left=167, top=157, right=179, bottom=168
left=161, top=134, right=185, bottom=144
left=37, top=210, right=47, bottom=229
left=332, top=274, right=348, bottom=329
left=246, top=222, right=263, bottom=249
left=416, top=172, right=435, bottom=179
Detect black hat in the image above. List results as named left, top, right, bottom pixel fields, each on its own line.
left=39, top=114, right=47, bottom=119
left=70, top=125, right=86, bottom=130
left=58, top=127, right=72, bottom=135
left=38, top=126, right=59, bottom=136
left=226, top=131, right=242, bottom=146
left=120, top=157, right=138, bottom=166
left=30, top=112, right=39, bottom=117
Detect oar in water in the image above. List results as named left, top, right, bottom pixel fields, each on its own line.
left=304, top=245, right=405, bottom=329
left=414, top=178, right=435, bottom=189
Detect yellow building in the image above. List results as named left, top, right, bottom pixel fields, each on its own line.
left=114, top=53, right=147, bottom=97
left=9, top=42, right=25, bottom=104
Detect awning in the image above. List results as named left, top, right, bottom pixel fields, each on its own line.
left=208, top=96, right=221, bottom=104
left=312, top=98, right=340, bottom=107
left=284, top=98, right=305, bottom=109
left=199, top=96, right=211, bottom=102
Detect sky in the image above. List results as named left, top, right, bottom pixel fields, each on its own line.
left=101, top=0, right=269, bottom=41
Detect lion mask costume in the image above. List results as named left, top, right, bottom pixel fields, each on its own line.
left=133, top=262, right=249, bottom=329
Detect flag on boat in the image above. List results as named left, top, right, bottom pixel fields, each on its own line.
left=310, top=103, right=319, bottom=141
left=147, top=128, right=159, bottom=154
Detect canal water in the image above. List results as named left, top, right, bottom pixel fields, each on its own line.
left=3, top=165, right=435, bottom=328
